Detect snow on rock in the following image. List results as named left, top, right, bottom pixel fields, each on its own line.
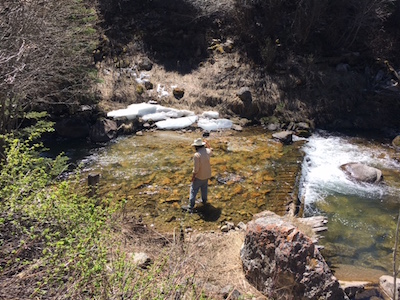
left=107, top=103, right=158, bottom=120
left=107, top=102, right=233, bottom=131
left=202, top=111, right=219, bottom=119
left=197, top=118, right=233, bottom=131
left=141, top=112, right=168, bottom=122
left=155, top=116, right=198, bottom=130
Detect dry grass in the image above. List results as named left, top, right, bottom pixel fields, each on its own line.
left=118, top=215, right=267, bottom=299
left=96, top=50, right=270, bottom=119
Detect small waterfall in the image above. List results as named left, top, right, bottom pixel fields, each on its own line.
left=299, top=130, right=400, bottom=215
left=298, top=130, right=400, bottom=272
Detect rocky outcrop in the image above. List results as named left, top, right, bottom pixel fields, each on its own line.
left=89, top=118, right=117, bottom=143
left=340, top=162, right=383, bottom=183
left=240, top=211, right=348, bottom=300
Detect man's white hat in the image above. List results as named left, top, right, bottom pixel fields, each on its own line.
left=191, top=138, right=206, bottom=146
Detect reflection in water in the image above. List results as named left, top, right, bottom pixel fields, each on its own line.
left=82, top=129, right=304, bottom=231
left=300, top=130, right=400, bottom=274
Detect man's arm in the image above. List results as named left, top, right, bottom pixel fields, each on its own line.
left=204, top=139, right=212, bottom=150
left=192, top=154, right=200, bottom=182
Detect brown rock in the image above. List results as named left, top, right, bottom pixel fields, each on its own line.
left=90, top=118, right=117, bottom=143
left=393, top=135, right=400, bottom=150
left=240, top=211, right=348, bottom=300
left=173, top=87, right=185, bottom=99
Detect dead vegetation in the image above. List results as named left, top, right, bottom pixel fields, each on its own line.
left=117, top=215, right=267, bottom=299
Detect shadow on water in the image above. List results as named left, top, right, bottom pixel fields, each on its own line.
left=196, top=203, right=222, bottom=222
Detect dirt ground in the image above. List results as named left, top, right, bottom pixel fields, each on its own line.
left=120, top=215, right=267, bottom=299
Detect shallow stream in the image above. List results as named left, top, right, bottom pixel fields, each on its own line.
left=300, top=130, right=400, bottom=279
left=56, top=127, right=400, bottom=280
left=78, top=128, right=304, bottom=231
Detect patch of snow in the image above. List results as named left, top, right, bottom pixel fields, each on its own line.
left=157, top=84, right=169, bottom=98
left=155, top=116, right=198, bottom=130
left=202, top=111, right=219, bottom=119
left=135, top=72, right=150, bottom=84
left=141, top=112, right=168, bottom=122
left=107, top=103, right=158, bottom=120
left=198, top=118, right=233, bottom=131
left=107, top=102, right=232, bottom=131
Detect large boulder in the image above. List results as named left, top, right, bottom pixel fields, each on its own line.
left=89, top=118, right=117, bottom=143
left=340, top=162, right=383, bottom=183
left=240, top=211, right=348, bottom=300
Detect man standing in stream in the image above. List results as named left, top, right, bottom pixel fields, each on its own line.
left=184, top=137, right=212, bottom=213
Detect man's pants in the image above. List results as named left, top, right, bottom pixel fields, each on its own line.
left=189, top=178, right=208, bottom=209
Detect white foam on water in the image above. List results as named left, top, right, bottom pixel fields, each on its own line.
left=299, top=130, right=400, bottom=211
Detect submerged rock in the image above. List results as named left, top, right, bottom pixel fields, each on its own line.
left=240, top=211, right=348, bottom=299
left=340, top=162, right=383, bottom=184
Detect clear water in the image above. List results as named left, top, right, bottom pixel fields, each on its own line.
left=55, top=127, right=400, bottom=277
left=79, top=129, right=304, bottom=232
left=299, top=130, right=400, bottom=273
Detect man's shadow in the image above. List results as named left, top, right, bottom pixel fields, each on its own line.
left=196, top=203, right=221, bottom=222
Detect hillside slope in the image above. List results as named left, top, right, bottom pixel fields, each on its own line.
left=94, top=0, right=400, bottom=132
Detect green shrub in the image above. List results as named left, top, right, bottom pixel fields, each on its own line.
left=0, top=124, right=116, bottom=298
left=0, top=123, right=202, bottom=299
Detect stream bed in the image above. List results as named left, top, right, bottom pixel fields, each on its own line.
left=300, top=130, right=400, bottom=280
left=79, top=128, right=304, bottom=231
left=57, top=127, right=400, bottom=281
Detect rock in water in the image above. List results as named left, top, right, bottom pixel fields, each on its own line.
left=340, top=162, right=383, bottom=183
left=272, top=130, right=293, bottom=144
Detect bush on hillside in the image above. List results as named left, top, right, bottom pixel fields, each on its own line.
left=0, top=0, right=99, bottom=134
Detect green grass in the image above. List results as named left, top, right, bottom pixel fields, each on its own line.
left=0, top=121, right=205, bottom=299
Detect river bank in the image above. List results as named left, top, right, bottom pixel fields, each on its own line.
left=63, top=124, right=399, bottom=294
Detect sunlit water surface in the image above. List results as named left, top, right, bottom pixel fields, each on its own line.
left=79, top=128, right=304, bottom=232
left=55, top=127, right=400, bottom=279
left=299, top=130, right=400, bottom=275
